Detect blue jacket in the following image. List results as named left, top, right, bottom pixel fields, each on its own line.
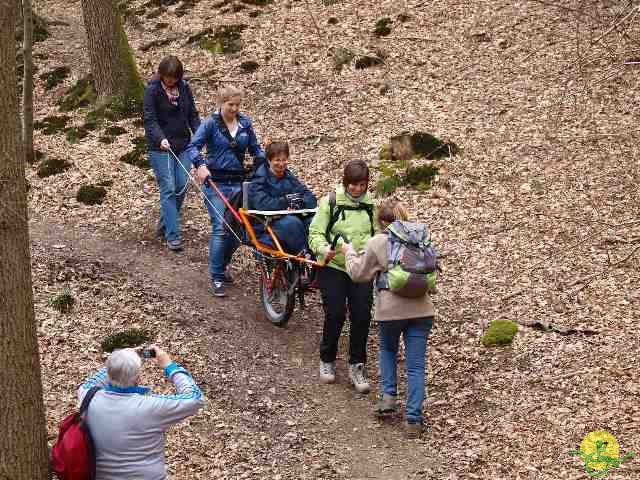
left=184, top=112, right=266, bottom=180
left=249, top=164, right=317, bottom=211
left=143, top=77, right=200, bottom=153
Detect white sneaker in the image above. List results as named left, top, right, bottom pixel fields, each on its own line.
left=319, top=361, right=336, bottom=384
left=349, top=363, right=370, bottom=393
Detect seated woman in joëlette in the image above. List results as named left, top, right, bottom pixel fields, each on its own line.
left=248, top=141, right=317, bottom=255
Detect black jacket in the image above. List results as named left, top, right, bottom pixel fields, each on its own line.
left=143, top=77, right=200, bottom=153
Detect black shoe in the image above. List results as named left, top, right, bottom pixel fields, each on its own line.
left=210, top=281, right=226, bottom=297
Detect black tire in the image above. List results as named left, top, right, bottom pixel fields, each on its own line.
left=260, top=260, right=296, bottom=327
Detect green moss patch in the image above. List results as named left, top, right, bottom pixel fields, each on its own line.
left=404, top=164, right=439, bottom=190
left=58, top=76, right=97, bottom=112
left=240, top=60, right=259, bottom=73
left=333, top=47, right=355, bottom=71
left=34, top=115, right=70, bottom=135
left=354, top=55, right=383, bottom=69
left=198, top=24, right=248, bottom=54
left=374, top=17, right=392, bottom=37
left=49, top=289, right=75, bottom=313
left=77, top=184, right=107, bottom=205
left=119, top=136, right=149, bottom=169
left=389, top=132, right=459, bottom=161
left=373, top=131, right=456, bottom=196
left=101, top=328, right=152, bottom=353
left=37, top=157, right=71, bottom=177
left=65, top=126, right=90, bottom=144
left=481, top=319, right=518, bottom=346
left=104, top=125, right=127, bottom=136
left=39, top=66, right=70, bottom=90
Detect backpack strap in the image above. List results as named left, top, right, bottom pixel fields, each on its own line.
left=324, top=191, right=338, bottom=244
left=80, top=386, right=100, bottom=415
left=324, top=190, right=375, bottom=243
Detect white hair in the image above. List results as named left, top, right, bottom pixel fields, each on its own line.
left=107, top=349, right=142, bottom=388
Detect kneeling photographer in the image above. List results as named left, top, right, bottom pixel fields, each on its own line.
left=76, top=345, right=205, bottom=479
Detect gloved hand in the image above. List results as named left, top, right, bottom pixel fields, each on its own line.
left=285, top=193, right=304, bottom=210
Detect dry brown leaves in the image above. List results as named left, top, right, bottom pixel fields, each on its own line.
left=29, top=0, right=640, bottom=478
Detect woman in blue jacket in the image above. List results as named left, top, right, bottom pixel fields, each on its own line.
left=249, top=142, right=317, bottom=254
left=184, top=86, right=266, bottom=297
left=143, top=55, right=200, bottom=252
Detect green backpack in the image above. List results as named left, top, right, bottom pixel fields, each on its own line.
left=375, top=221, right=439, bottom=298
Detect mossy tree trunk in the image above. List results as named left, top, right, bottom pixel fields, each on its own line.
left=22, top=0, right=35, bottom=164
left=0, top=1, right=50, bottom=479
left=80, top=0, right=144, bottom=112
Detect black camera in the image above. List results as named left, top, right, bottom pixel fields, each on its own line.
left=139, top=347, right=156, bottom=359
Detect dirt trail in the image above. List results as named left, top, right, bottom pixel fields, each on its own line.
left=31, top=215, right=444, bottom=479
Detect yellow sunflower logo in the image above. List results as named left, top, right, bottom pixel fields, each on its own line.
left=570, top=430, right=636, bottom=477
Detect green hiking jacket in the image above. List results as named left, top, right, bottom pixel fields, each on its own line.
left=309, top=185, right=377, bottom=272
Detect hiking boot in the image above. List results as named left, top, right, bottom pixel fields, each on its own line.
left=167, top=239, right=183, bottom=251
left=404, top=421, right=426, bottom=439
left=374, top=394, right=398, bottom=416
left=210, top=281, right=226, bottom=297
left=319, top=361, right=336, bottom=384
left=348, top=363, right=370, bottom=393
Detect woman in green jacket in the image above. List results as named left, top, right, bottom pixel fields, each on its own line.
left=308, top=160, right=377, bottom=393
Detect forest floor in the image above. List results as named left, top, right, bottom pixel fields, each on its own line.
left=29, top=0, right=640, bottom=478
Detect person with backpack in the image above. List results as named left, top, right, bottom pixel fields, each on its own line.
left=74, top=346, right=205, bottom=479
left=184, top=85, right=266, bottom=297
left=340, top=199, right=438, bottom=438
left=143, top=55, right=201, bottom=252
left=308, top=160, right=377, bottom=393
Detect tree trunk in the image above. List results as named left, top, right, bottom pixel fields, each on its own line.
left=80, top=0, right=144, bottom=112
left=0, top=1, right=50, bottom=479
left=22, top=0, right=35, bottom=164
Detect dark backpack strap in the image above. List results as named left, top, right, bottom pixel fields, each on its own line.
left=363, top=203, right=375, bottom=237
left=324, top=190, right=375, bottom=243
left=324, top=191, right=338, bottom=243
left=80, top=386, right=100, bottom=415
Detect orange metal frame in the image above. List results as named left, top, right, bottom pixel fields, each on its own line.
left=207, top=179, right=322, bottom=267
left=238, top=208, right=323, bottom=267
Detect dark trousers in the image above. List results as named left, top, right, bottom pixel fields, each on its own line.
left=318, top=266, right=373, bottom=364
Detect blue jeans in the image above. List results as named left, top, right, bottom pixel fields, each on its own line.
left=257, top=215, right=312, bottom=254
left=149, top=150, right=190, bottom=242
left=378, top=317, right=433, bottom=424
left=202, top=182, right=240, bottom=282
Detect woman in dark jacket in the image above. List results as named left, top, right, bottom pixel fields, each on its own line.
left=143, top=55, right=200, bottom=252
left=184, top=85, right=266, bottom=297
left=249, top=142, right=317, bottom=254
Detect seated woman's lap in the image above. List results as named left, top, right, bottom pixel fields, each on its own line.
left=258, top=215, right=309, bottom=254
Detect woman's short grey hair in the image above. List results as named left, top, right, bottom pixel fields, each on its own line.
left=218, top=85, right=243, bottom=105
left=107, top=349, right=142, bottom=388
